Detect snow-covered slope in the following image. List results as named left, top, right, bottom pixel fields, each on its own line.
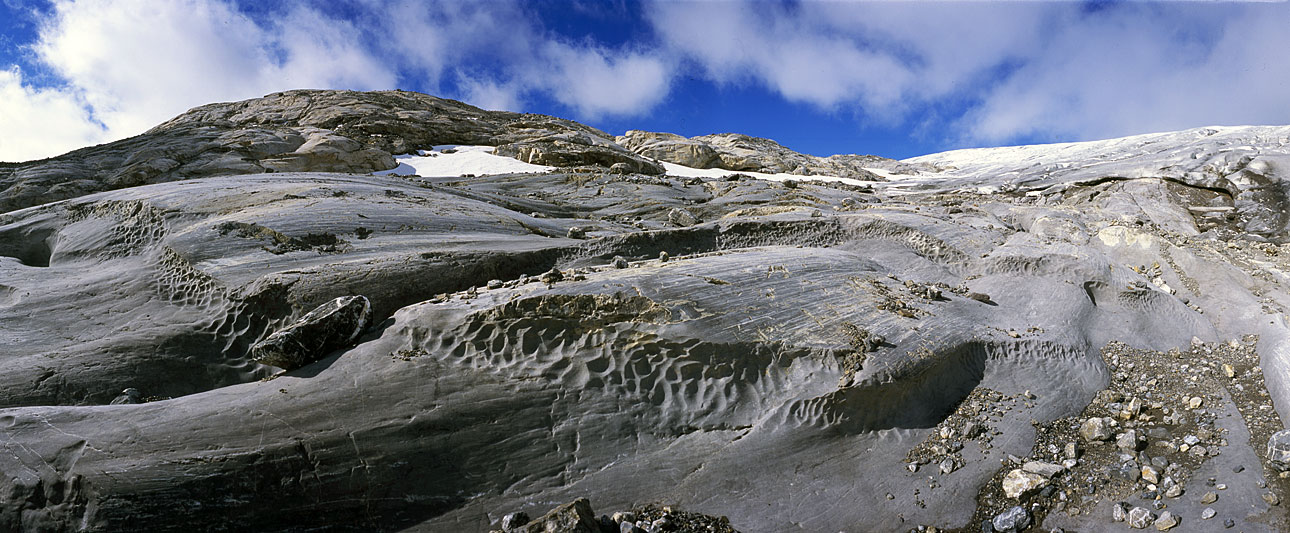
left=895, top=125, right=1290, bottom=194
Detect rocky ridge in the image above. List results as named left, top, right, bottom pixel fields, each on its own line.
left=2, top=90, right=1290, bottom=533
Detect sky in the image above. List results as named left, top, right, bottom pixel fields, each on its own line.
left=1, top=0, right=1289, bottom=163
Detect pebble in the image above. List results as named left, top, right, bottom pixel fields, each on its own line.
left=1127, top=506, right=1154, bottom=529
left=1201, top=508, right=1216, bottom=520
left=611, top=256, right=629, bottom=269
left=1117, top=429, right=1143, bottom=451
left=1164, top=484, right=1183, bottom=498
left=1153, top=511, right=1178, bottom=530
left=1112, top=502, right=1128, bottom=522
left=1141, top=465, right=1160, bottom=484
left=486, top=279, right=503, bottom=290
left=1022, top=461, right=1064, bottom=479
left=1080, top=417, right=1114, bottom=442
left=990, top=505, right=1031, bottom=533
left=1188, top=397, right=1203, bottom=409
left=1262, top=492, right=1280, bottom=506
left=940, top=458, right=956, bottom=475
left=1224, top=518, right=1235, bottom=528
left=1201, top=492, right=1218, bottom=504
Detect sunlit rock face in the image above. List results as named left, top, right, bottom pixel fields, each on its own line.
left=2, top=90, right=1290, bottom=532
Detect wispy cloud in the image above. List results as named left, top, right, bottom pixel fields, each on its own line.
left=0, top=0, right=672, bottom=161
left=1, top=0, right=1288, bottom=162
left=647, top=2, right=1290, bottom=147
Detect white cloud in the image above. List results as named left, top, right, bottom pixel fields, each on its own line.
left=646, top=2, right=1290, bottom=147
left=0, top=66, right=108, bottom=161
left=534, top=41, right=671, bottom=119
left=1, top=0, right=673, bottom=161
left=1, top=0, right=396, bottom=161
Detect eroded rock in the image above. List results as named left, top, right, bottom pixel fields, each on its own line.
left=251, top=295, right=371, bottom=370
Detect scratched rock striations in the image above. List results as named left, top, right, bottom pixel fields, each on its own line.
left=2, top=91, right=1290, bottom=532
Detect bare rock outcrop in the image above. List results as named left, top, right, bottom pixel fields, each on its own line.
left=616, top=129, right=926, bottom=179
left=0, top=90, right=664, bottom=214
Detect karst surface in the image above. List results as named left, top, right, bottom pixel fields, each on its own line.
left=3, top=91, right=1290, bottom=533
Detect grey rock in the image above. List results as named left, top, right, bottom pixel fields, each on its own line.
left=1022, top=461, right=1064, bottom=479
left=1117, top=429, right=1144, bottom=451
left=1201, top=508, right=1216, bottom=520
left=991, top=505, right=1031, bottom=533
left=1267, top=429, right=1290, bottom=470
left=501, top=511, right=530, bottom=530
left=611, top=256, right=629, bottom=269
left=1153, top=511, right=1178, bottom=530
left=1128, top=506, right=1154, bottom=529
left=251, top=295, right=371, bottom=370
left=109, top=387, right=142, bottom=405
left=668, top=208, right=698, bottom=227
left=1112, top=502, right=1128, bottom=522
left=1080, top=417, right=1114, bottom=442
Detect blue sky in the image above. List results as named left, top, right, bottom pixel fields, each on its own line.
left=2, top=0, right=1289, bottom=162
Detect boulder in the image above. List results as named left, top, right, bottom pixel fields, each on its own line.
left=515, top=498, right=602, bottom=533
left=1267, top=429, right=1290, bottom=470
left=251, top=295, right=371, bottom=370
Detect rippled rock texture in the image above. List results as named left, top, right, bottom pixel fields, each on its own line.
left=2, top=90, right=1290, bottom=532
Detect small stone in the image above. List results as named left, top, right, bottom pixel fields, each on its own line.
left=109, top=388, right=142, bottom=405
left=1080, top=417, right=1114, bottom=442
left=1200, top=491, right=1218, bottom=504
left=1266, top=430, right=1290, bottom=471
left=886, top=493, right=895, bottom=500
left=1117, top=461, right=1142, bottom=482
left=940, top=458, right=957, bottom=475
left=1064, top=442, right=1080, bottom=460
left=611, top=256, right=629, bottom=269
left=1222, top=364, right=1236, bottom=378
left=620, top=522, right=644, bottom=533
left=486, top=279, right=504, bottom=290
left=539, top=268, right=564, bottom=284
left=1128, top=506, right=1154, bottom=529
left=1153, top=511, right=1178, bottom=530
left=1188, top=397, right=1203, bottom=409
left=1164, top=484, right=1183, bottom=498
left=1201, top=508, right=1216, bottom=520
left=1112, top=502, right=1129, bottom=522
left=1183, top=435, right=1200, bottom=446
left=658, top=251, right=669, bottom=262
left=501, top=511, right=530, bottom=530
left=566, top=226, right=586, bottom=239
left=907, top=463, right=919, bottom=473
left=668, top=208, right=698, bottom=227
left=991, top=505, right=1031, bottom=533
left=1022, top=461, right=1064, bottom=479
left=1002, top=469, right=1048, bottom=499
left=1224, top=518, right=1235, bottom=528
left=1118, top=429, right=1144, bottom=451
left=611, top=511, right=635, bottom=524
left=1263, top=492, right=1280, bottom=506
left=1142, top=465, right=1160, bottom=484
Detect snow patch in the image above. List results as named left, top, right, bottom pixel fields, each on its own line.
left=374, top=145, right=554, bottom=177
left=660, top=162, right=877, bottom=187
